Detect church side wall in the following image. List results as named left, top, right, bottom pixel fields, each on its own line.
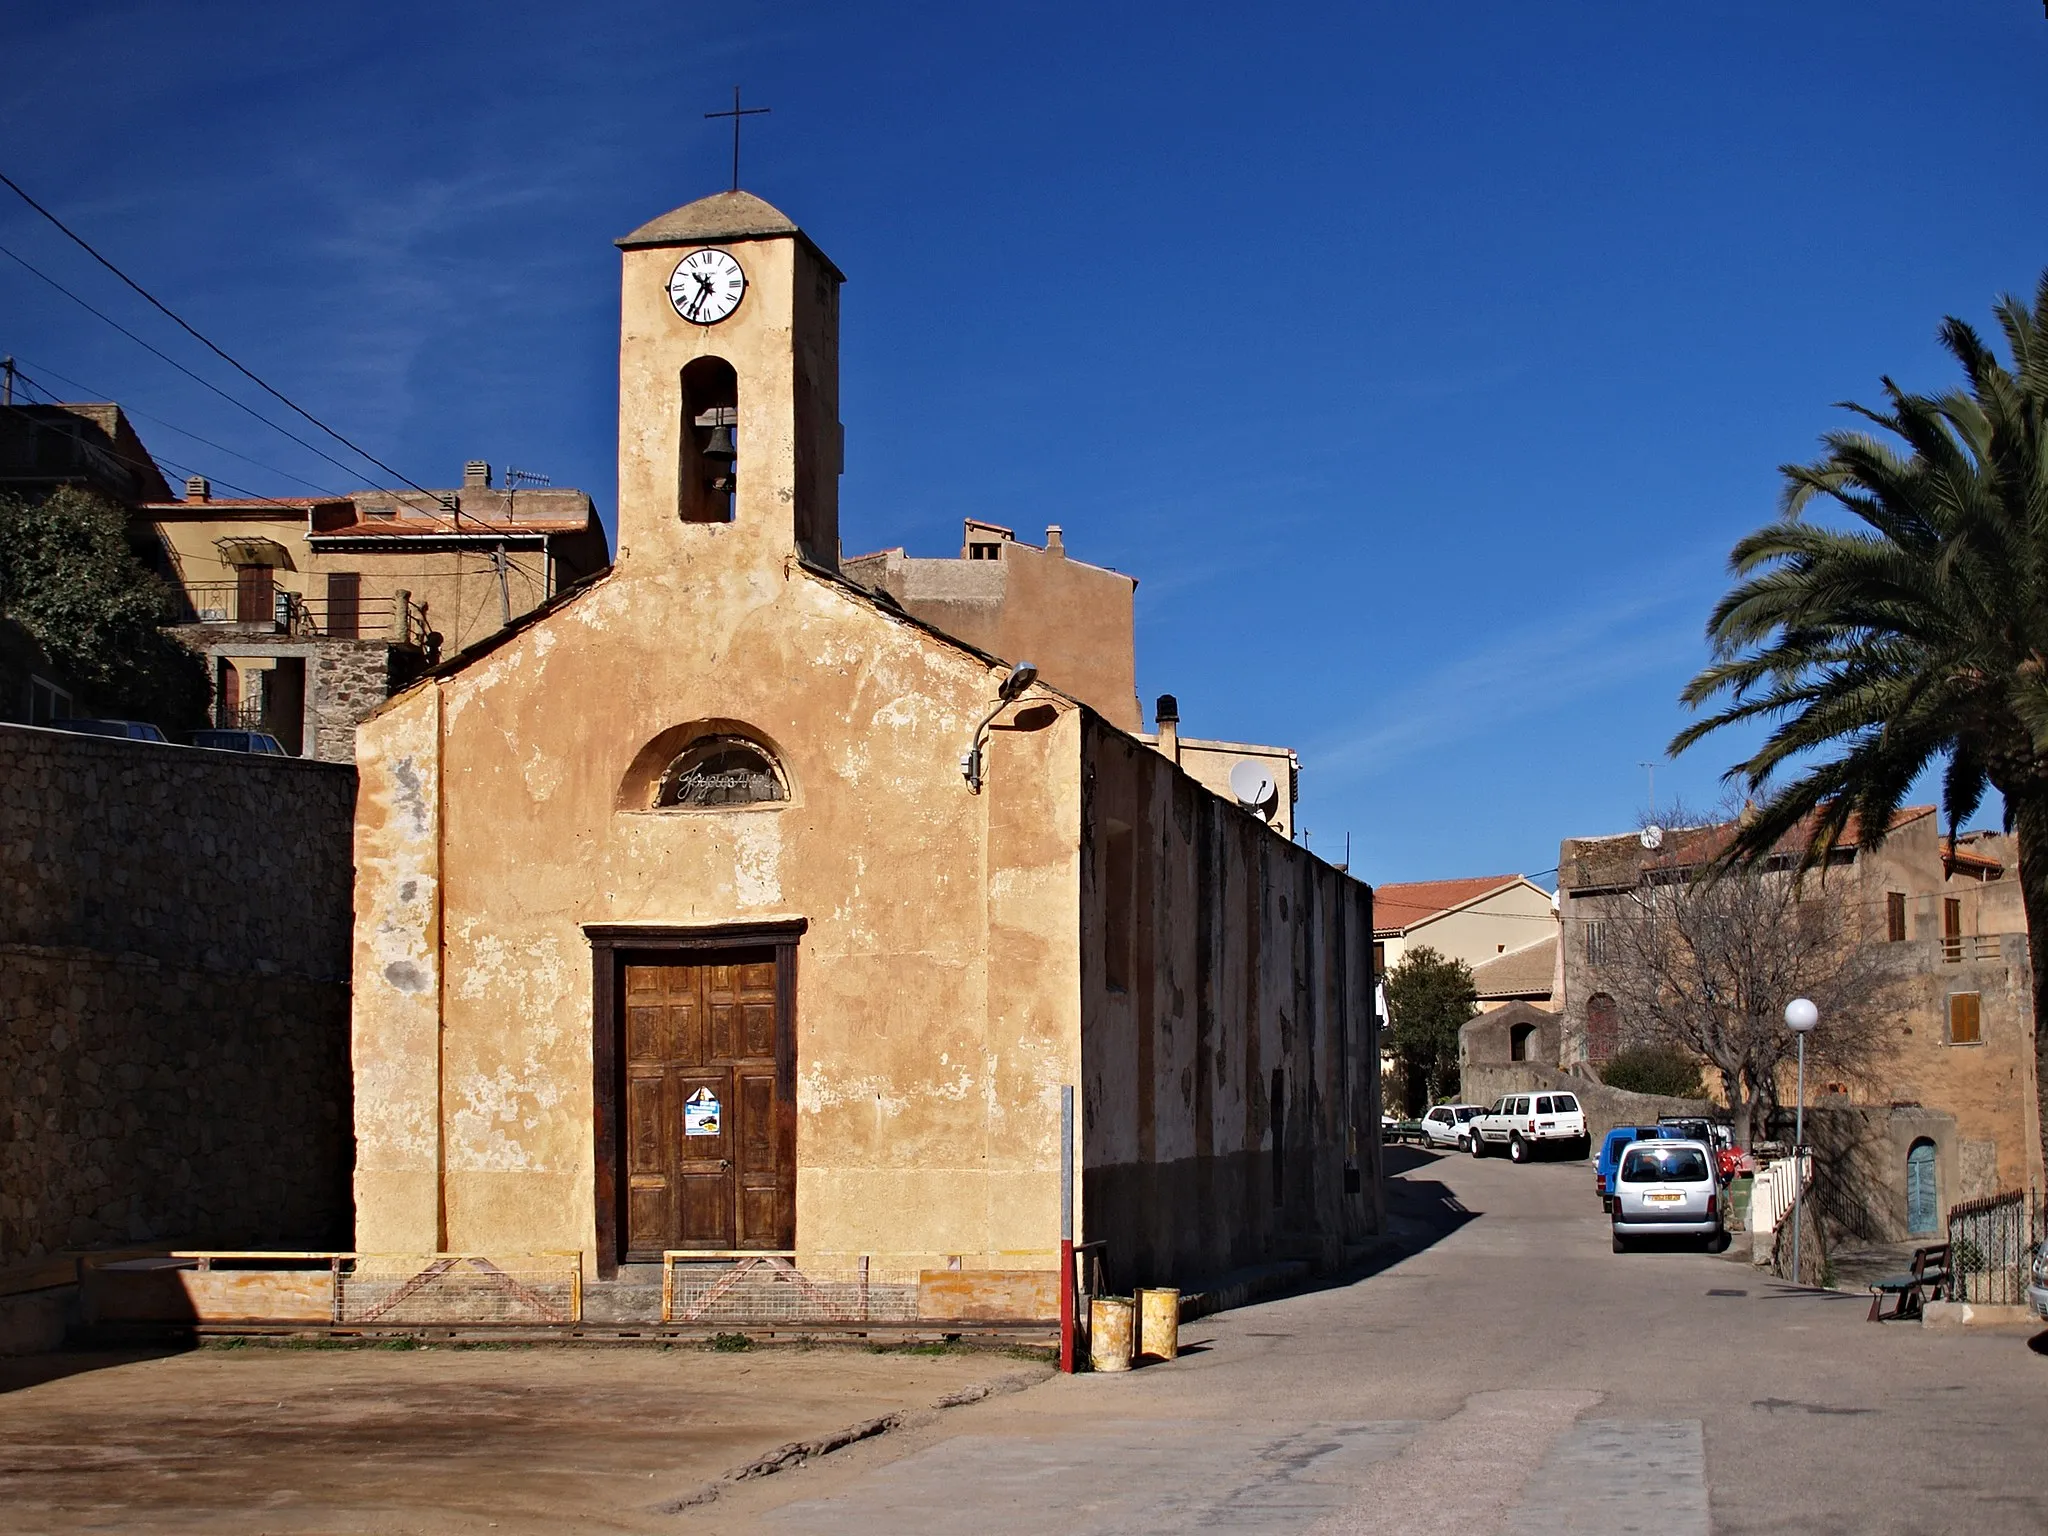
left=1078, top=722, right=1379, bottom=1292
left=0, top=724, right=354, bottom=1263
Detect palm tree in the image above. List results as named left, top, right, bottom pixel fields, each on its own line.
left=1673, top=271, right=2048, bottom=1157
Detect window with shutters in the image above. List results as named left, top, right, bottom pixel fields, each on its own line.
left=1947, top=991, right=1982, bottom=1046
left=326, top=571, right=362, bottom=639
left=1886, top=891, right=1906, bottom=943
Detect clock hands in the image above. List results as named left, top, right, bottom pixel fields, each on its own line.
left=679, top=270, right=717, bottom=321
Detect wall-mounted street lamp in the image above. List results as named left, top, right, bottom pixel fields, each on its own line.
left=1783, top=997, right=1818, bottom=1286
left=960, top=663, right=1037, bottom=793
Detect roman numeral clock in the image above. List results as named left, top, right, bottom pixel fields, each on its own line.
left=668, top=248, right=746, bottom=324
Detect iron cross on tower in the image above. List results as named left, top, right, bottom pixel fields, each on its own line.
left=705, top=86, right=771, bottom=192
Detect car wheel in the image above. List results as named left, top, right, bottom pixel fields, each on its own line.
left=1470, top=1134, right=1486, bottom=1158
left=1612, top=1227, right=1629, bottom=1254
left=1457, top=1134, right=1470, bottom=1153
left=1707, top=1229, right=1730, bottom=1254
left=1508, top=1134, right=1529, bottom=1164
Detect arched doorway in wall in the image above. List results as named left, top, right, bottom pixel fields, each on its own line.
left=1510, top=1023, right=1537, bottom=1063
left=1906, top=1138, right=1939, bottom=1236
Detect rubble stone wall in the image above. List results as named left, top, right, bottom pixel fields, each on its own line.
left=0, top=724, right=356, bottom=1263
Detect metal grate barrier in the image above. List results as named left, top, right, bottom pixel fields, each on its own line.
left=1946, top=1192, right=2043, bottom=1306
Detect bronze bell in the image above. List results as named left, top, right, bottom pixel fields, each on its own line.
left=701, top=424, right=736, bottom=464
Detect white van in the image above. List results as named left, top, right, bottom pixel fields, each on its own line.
left=1469, top=1091, right=1590, bottom=1163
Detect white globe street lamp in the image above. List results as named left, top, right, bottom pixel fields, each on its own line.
left=1783, top=998, right=1818, bottom=1286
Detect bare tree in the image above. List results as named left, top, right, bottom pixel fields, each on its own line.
left=1595, top=860, right=1896, bottom=1147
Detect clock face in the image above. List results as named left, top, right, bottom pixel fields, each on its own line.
left=668, top=249, right=746, bottom=325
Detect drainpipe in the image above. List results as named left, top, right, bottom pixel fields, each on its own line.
left=1059, top=1084, right=1076, bottom=1373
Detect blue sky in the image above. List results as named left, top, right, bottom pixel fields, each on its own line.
left=5, top=1, right=2045, bottom=885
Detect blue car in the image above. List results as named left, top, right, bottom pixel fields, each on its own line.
left=1594, top=1125, right=1680, bottom=1211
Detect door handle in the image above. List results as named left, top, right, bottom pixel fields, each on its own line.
left=719, top=1159, right=731, bottom=1172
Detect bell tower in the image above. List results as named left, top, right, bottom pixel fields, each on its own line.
left=614, top=190, right=844, bottom=571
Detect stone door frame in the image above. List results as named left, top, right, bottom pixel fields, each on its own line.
left=584, top=920, right=804, bottom=1280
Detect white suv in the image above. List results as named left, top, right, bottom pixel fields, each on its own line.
left=1469, top=1091, right=1590, bottom=1163
left=1419, top=1104, right=1486, bottom=1150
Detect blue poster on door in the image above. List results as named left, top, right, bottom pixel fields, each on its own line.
left=685, top=1086, right=721, bottom=1137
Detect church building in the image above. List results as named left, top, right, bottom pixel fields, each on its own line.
left=348, top=188, right=1380, bottom=1312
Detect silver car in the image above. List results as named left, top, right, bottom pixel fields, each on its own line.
left=1610, top=1139, right=1723, bottom=1252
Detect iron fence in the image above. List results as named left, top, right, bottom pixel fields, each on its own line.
left=1945, top=1191, right=2043, bottom=1305
left=177, top=581, right=424, bottom=642
left=336, top=1253, right=582, bottom=1325
left=661, top=1253, right=919, bottom=1325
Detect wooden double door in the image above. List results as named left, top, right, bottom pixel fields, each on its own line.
left=620, top=950, right=794, bottom=1260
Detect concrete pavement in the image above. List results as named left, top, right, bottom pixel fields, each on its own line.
left=3, top=1147, right=2043, bottom=1532
left=714, top=1146, right=2048, bottom=1534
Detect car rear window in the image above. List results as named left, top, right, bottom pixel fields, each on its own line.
left=1620, top=1146, right=1710, bottom=1183
left=1456, top=1108, right=1480, bottom=1122
left=1535, top=1096, right=1552, bottom=1114
left=1552, top=1094, right=1578, bottom=1112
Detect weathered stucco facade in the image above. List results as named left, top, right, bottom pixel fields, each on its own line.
left=349, top=189, right=1378, bottom=1296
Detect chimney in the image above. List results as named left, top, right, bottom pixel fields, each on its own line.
left=1045, top=525, right=1065, bottom=556
left=185, top=475, right=209, bottom=503
left=1155, top=693, right=1180, bottom=764
left=463, top=460, right=492, bottom=489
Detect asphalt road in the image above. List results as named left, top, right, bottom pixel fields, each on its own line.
left=709, top=1145, right=2048, bottom=1535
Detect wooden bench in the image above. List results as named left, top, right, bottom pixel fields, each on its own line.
left=1866, top=1243, right=1952, bottom=1321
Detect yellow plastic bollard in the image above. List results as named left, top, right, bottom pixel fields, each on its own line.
left=1138, top=1287, right=1181, bottom=1361
left=1088, top=1296, right=1135, bottom=1372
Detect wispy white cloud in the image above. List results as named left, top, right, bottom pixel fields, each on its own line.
left=1307, top=550, right=1721, bottom=784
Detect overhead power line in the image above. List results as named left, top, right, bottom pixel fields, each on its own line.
left=0, top=168, right=465, bottom=522
left=13, top=354, right=344, bottom=497
left=3, top=365, right=324, bottom=517
left=8, top=364, right=554, bottom=593
left=0, top=240, right=391, bottom=493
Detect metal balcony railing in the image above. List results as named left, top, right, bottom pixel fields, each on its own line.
left=1939, top=934, right=2002, bottom=964
left=177, top=582, right=428, bottom=643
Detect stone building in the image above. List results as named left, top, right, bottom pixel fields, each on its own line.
left=1558, top=808, right=2044, bottom=1223
left=0, top=723, right=355, bottom=1266
left=348, top=188, right=1380, bottom=1307
left=0, top=401, right=173, bottom=507
left=137, top=467, right=610, bottom=759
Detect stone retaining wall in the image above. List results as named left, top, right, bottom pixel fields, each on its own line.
left=0, top=724, right=356, bottom=1262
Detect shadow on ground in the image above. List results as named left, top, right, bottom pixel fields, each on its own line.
left=0, top=1345, right=191, bottom=1395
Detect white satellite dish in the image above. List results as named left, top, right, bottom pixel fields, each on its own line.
left=1640, top=824, right=1664, bottom=850
left=1230, top=760, right=1278, bottom=814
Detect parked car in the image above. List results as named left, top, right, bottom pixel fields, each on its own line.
left=1594, top=1125, right=1673, bottom=1210
left=1418, top=1103, right=1486, bottom=1151
left=1610, top=1138, right=1724, bottom=1252
left=1656, top=1116, right=1747, bottom=1182
left=1469, top=1091, right=1590, bottom=1162
left=2031, top=1240, right=2048, bottom=1324
left=48, top=718, right=167, bottom=742
left=188, top=728, right=288, bottom=754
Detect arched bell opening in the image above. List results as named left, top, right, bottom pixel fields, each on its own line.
left=680, top=357, right=738, bottom=523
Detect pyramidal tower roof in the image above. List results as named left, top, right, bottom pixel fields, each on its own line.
left=616, top=189, right=801, bottom=250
